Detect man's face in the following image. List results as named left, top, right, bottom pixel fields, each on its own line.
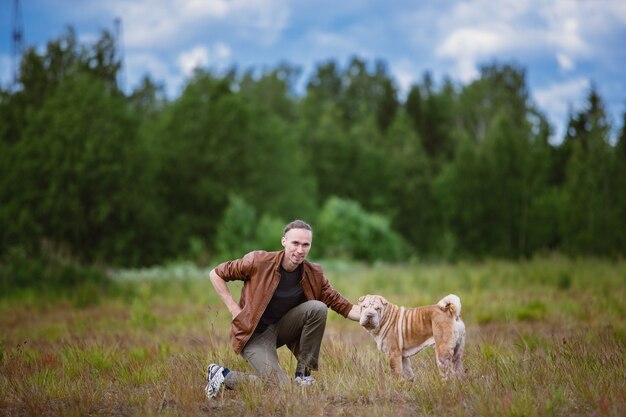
left=281, top=228, right=312, bottom=271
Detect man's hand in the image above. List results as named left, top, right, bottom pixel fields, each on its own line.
left=230, top=306, right=242, bottom=320
left=210, top=268, right=242, bottom=319
left=347, top=304, right=362, bottom=321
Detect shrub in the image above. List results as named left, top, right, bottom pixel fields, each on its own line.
left=0, top=246, right=111, bottom=298
left=213, top=195, right=286, bottom=261
left=213, top=194, right=258, bottom=261
left=316, top=197, right=409, bottom=262
left=254, top=214, right=285, bottom=252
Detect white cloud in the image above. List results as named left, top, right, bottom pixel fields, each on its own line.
left=390, top=60, right=418, bottom=98
left=242, top=1, right=290, bottom=45
left=437, top=28, right=509, bottom=82
left=125, top=52, right=182, bottom=96
left=533, top=77, right=590, bottom=140
left=213, top=42, right=232, bottom=61
left=534, top=77, right=589, bottom=115
left=126, top=1, right=231, bottom=38
left=104, top=2, right=180, bottom=48
left=541, top=8, right=587, bottom=57
left=535, top=0, right=626, bottom=63
left=432, top=1, right=534, bottom=82
left=126, top=53, right=170, bottom=77
left=178, top=46, right=210, bottom=77
left=556, top=52, right=574, bottom=72
left=177, top=43, right=232, bottom=77
left=179, top=0, right=231, bottom=18
left=438, top=28, right=506, bottom=58
left=426, top=0, right=625, bottom=84
left=95, top=0, right=290, bottom=49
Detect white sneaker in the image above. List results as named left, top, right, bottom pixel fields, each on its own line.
left=294, top=375, right=315, bottom=386
left=205, top=363, right=225, bottom=398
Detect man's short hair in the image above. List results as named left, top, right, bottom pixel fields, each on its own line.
left=283, top=219, right=312, bottom=235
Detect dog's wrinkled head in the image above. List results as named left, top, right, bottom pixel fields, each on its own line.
left=358, top=294, right=388, bottom=330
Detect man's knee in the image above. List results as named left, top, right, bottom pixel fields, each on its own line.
left=305, top=300, right=327, bottom=319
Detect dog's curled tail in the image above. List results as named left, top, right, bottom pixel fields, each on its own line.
left=437, top=294, right=462, bottom=319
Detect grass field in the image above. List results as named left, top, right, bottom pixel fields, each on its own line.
left=1, top=256, right=625, bottom=416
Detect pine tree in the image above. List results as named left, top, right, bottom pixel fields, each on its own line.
left=562, top=88, right=617, bottom=255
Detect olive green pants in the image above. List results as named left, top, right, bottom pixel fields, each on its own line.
left=224, top=300, right=327, bottom=388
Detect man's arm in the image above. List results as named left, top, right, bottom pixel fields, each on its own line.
left=346, top=304, right=361, bottom=321
left=209, top=268, right=242, bottom=319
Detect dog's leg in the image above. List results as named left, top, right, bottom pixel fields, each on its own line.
left=401, top=357, right=414, bottom=380
left=452, top=330, right=465, bottom=376
left=435, top=342, right=454, bottom=380
left=389, top=353, right=403, bottom=378
left=434, top=327, right=453, bottom=380
left=452, top=342, right=464, bottom=375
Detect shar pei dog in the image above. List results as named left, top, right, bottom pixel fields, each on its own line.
left=358, top=294, right=465, bottom=380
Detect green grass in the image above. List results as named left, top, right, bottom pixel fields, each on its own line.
left=0, top=256, right=625, bottom=416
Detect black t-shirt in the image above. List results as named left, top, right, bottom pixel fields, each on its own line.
left=254, top=264, right=306, bottom=334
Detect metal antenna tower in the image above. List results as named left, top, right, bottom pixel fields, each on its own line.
left=114, top=17, right=126, bottom=92
left=12, top=0, right=25, bottom=85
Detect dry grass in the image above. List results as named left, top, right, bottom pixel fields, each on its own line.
left=1, top=257, right=624, bottom=416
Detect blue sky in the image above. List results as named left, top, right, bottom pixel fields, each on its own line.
left=2, top=0, right=625, bottom=142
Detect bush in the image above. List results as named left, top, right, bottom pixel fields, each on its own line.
left=212, top=195, right=409, bottom=263
left=213, top=195, right=258, bottom=262
left=0, top=247, right=111, bottom=298
left=213, top=195, right=287, bottom=262
left=316, top=197, right=409, bottom=262
left=254, top=214, right=285, bottom=253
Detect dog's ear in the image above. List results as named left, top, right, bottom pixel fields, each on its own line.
left=358, top=295, right=366, bottom=303
left=378, top=295, right=388, bottom=306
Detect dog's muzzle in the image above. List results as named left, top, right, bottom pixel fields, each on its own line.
left=359, top=309, right=380, bottom=330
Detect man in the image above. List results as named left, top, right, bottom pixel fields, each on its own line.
left=206, top=219, right=361, bottom=398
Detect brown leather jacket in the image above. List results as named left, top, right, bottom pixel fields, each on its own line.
left=213, top=250, right=354, bottom=354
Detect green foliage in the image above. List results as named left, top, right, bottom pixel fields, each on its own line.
left=255, top=214, right=286, bottom=253
left=307, top=57, right=399, bottom=131
left=526, top=188, right=565, bottom=252
left=1, top=26, right=625, bottom=277
left=298, top=104, right=349, bottom=203
left=1, top=73, right=162, bottom=266
left=458, top=63, right=530, bottom=142
left=152, top=70, right=315, bottom=257
left=405, top=73, right=457, bottom=167
left=317, top=197, right=408, bottom=262
left=214, top=195, right=259, bottom=261
left=384, top=112, right=439, bottom=255
left=0, top=246, right=110, bottom=298
left=239, top=64, right=301, bottom=122
left=437, top=92, right=552, bottom=258
left=614, top=114, right=626, bottom=252
left=561, top=89, right=623, bottom=256
left=300, top=58, right=402, bottom=212
left=214, top=195, right=286, bottom=261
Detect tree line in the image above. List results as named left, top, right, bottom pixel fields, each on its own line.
left=1, top=29, right=625, bottom=269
